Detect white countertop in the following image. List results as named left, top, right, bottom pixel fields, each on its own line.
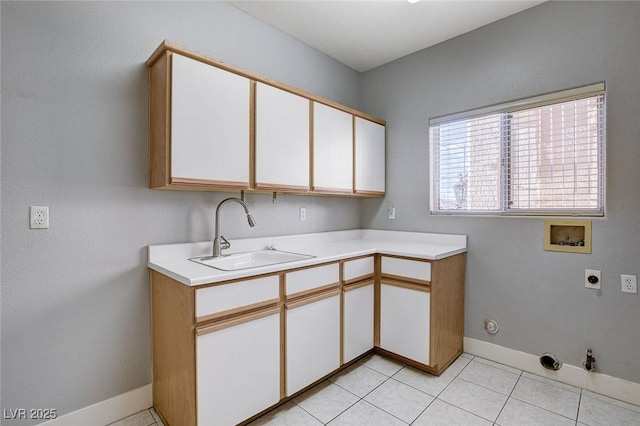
left=148, top=229, right=467, bottom=286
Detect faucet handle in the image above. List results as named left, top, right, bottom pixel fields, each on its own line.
left=220, top=235, right=230, bottom=250
left=266, top=244, right=276, bottom=251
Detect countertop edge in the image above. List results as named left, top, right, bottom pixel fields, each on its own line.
left=148, top=231, right=467, bottom=286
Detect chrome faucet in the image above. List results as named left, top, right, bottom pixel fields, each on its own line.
left=212, top=197, right=256, bottom=257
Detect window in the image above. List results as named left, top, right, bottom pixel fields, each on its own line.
left=429, top=83, right=605, bottom=216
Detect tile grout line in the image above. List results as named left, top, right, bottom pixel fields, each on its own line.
left=576, top=389, right=584, bottom=426
left=407, top=354, right=494, bottom=424
left=297, top=361, right=402, bottom=425
left=329, top=361, right=422, bottom=424
left=433, top=355, right=514, bottom=424
left=492, top=369, right=524, bottom=425
left=351, top=364, right=410, bottom=424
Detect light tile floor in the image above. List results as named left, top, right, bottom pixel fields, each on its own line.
left=112, top=353, right=640, bottom=426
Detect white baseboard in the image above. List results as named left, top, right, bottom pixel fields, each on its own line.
left=38, top=384, right=152, bottom=426
left=464, top=337, right=640, bottom=407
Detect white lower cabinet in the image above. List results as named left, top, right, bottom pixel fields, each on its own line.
left=343, top=283, right=374, bottom=363
left=380, top=283, right=430, bottom=365
left=286, top=293, right=340, bottom=396
left=152, top=253, right=463, bottom=425
left=196, top=311, right=280, bottom=425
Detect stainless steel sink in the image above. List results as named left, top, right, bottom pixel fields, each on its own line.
left=190, top=249, right=315, bottom=271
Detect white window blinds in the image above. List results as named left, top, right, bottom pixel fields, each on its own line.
left=429, top=83, right=605, bottom=216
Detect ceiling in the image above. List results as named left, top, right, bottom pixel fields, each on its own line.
left=229, top=0, right=545, bottom=72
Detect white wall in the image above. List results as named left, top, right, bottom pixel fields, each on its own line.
left=0, top=2, right=361, bottom=423
left=360, top=1, right=640, bottom=383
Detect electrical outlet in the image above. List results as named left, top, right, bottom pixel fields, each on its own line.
left=299, top=207, right=306, bottom=221
left=621, top=274, right=637, bottom=294
left=388, top=205, right=396, bottom=220
left=585, top=269, right=601, bottom=290
left=30, top=206, right=49, bottom=229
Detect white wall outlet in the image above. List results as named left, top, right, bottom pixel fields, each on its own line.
left=388, top=205, right=396, bottom=220
left=30, top=206, right=49, bottom=229
left=585, top=269, right=601, bottom=290
left=299, top=207, right=307, bottom=221
left=621, top=274, right=637, bottom=294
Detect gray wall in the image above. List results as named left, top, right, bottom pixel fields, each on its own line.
left=1, top=2, right=361, bottom=422
left=360, top=1, right=640, bottom=383
left=3, top=1, right=640, bottom=422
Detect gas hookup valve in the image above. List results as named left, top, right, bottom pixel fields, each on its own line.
left=583, top=348, right=596, bottom=372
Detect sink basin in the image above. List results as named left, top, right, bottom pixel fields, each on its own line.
left=190, top=249, right=315, bottom=271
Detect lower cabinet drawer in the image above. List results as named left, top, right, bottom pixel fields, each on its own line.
left=195, top=274, right=279, bottom=321
left=381, top=256, right=431, bottom=282
left=196, top=311, right=280, bottom=425
left=343, top=256, right=374, bottom=282
left=286, top=263, right=339, bottom=295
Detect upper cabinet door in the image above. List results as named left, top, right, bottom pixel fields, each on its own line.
left=255, top=82, right=310, bottom=191
left=354, top=117, right=385, bottom=195
left=170, top=54, right=251, bottom=188
left=312, top=102, right=353, bottom=194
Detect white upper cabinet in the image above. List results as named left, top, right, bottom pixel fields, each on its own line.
left=171, top=54, right=251, bottom=187
left=312, top=102, right=353, bottom=193
left=255, top=83, right=310, bottom=191
left=354, top=117, right=385, bottom=194
left=147, top=42, right=385, bottom=196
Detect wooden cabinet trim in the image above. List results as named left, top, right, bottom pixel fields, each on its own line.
left=279, top=274, right=287, bottom=399
left=196, top=298, right=280, bottom=325
left=286, top=282, right=340, bottom=304
left=196, top=305, right=280, bottom=336
left=380, top=278, right=430, bottom=293
left=285, top=287, right=340, bottom=310
left=249, top=80, right=257, bottom=188
left=254, top=183, right=310, bottom=193
left=309, top=100, right=315, bottom=191
left=170, top=177, right=250, bottom=190
left=351, top=114, right=356, bottom=192
left=311, top=187, right=353, bottom=195
left=148, top=52, right=171, bottom=188
left=344, top=274, right=375, bottom=286
left=353, top=190, right=385, bottom=197
left=381, top=254, right=432, bottom=263
left=380, top=273, right=430, bottom=287
left=343, top=279, right=375, bottom=292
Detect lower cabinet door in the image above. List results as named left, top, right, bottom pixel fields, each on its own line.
left=196, top=312, right=280, bottom=425
left=286, top=294, right=340, bottom=396
left=343, top=283, right=374, bottom=363
left=380, top=283, right=430, bottom=365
